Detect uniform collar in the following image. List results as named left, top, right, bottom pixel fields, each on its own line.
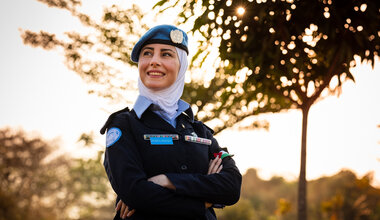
left=133, top=95, right=153, bottom=119
left=133, top=95, right=193, bottom=122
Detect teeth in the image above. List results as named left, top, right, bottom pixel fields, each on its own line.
left=149, top=72, right=164, bottom=76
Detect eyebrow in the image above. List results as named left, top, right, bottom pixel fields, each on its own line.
left=142, top=47, right=176, bottom=53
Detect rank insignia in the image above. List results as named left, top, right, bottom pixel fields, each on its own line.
left=184, top=135, right=212, bottom=145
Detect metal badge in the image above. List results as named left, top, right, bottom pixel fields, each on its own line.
left=184, top=135, right=212, bottom=145
left=170, top=29, right=183, bottom=44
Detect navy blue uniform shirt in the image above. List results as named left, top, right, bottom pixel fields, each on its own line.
left=101, top=100, right=242, bottom=220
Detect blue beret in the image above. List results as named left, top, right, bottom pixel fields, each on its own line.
left=131, top=24, right=189, bottom=63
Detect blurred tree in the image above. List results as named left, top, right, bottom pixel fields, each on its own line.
left=155, top=0, right=380, bottom=219
left=240, top=169, right=297, bottom=220
left=21, top=0, right=148, bottom=102
left=276, top=198, right=292, bottom=219
left=321, top=194, right=344, bottom=220
left=239, top=168, right=380, bottom=220
left=0, top=128, right=67, bottom=219
left=215, top=198, right=257, bottom=220
left=310, top=170, right=380, bottom=220
left=0, top=127, right=114, bottom=220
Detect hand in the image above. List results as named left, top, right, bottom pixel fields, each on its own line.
left=205, top=155, right=223, bottom=209
left=115, top=200, right=135, bottom=219
left=208, top=155, right=223, bottom=174
left=148, top=174, right=176, bottom=190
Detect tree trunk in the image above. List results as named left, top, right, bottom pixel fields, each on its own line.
left=298, top=105, right=310, bottom=220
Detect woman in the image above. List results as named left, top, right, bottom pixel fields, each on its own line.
left=100, top=24, right=242, bottom=220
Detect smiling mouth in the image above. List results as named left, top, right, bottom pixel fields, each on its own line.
left=148, top=71, right=165, bottom=77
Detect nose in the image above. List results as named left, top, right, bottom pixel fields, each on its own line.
left=150, top=54, right=161, bottom=67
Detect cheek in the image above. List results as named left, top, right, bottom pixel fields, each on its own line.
left=170, top=63, right=180, bottom=83
left=138, top=62, right=147, bottom=77
left=173, top=61, right=180, bottom=77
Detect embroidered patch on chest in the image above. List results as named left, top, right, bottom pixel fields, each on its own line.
left=106, top=127, right=122, bottom=147
left=184, top=135, right=212, bottom=145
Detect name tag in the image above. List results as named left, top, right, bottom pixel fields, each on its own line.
left=144, top=134, right=179, bottom=140
left=150, top=137, right=173, bottom=145
left=184, top=135, right=212, bottom=145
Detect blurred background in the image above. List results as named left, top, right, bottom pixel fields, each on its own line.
left=0, top=0, right=379, bottom=219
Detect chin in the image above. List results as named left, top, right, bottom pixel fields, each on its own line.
left=147, top=85, right=164, bottom=91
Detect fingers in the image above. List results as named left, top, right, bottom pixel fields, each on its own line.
left=207, top=158, right=215, bottom=174
left=216, top=164, right=223, bottom=173
left=208, top=156, right=223, bottom=174
left=212, top=157, right=222, bottom=173
left=120, top=202, right=126, bottom=218
left=117, top=200, right=136, bottom=219
left=208, top=157, right=219, bottom=174
left=115, top=200, right=122, bottom=211
left=121, top=205, right=129, bottom=219
left=128, top=209, right=136, bottom=218
left=120, top=204, right=136, bottom=219
left=122, top=208, right=136, bottom=219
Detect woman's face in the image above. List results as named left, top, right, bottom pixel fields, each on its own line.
left=138, top=44, right=180, bottom=91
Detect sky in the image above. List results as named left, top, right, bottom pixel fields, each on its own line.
left=0, top=0, right=379, bottom=186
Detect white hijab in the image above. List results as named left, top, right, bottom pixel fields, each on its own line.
left=137, top=47, right=188, bottom=119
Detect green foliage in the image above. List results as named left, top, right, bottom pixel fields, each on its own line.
left=309, top=171, right=380, bottom=220
left=20, top=1, right=380, bottom=218
left=157, top=1, right=379, bottom=218
left=238, top=169, right=297, bottom=220
left=164, top=0, right=380, bottom=128
left=0, top=128, right=114, bottom=220
left=217, top=168, right=380, bottom=220
left=216, top=198, right=258, bottom=220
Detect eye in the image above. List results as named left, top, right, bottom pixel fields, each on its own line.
left=162, top=52, right=173, bottom=57
left=142, top=50, right=152, bottom=56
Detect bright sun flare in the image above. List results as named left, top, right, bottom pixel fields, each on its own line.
left=237, top=7, right=245, bottom=15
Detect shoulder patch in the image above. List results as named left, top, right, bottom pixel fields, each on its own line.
left=106, top=127, right=122, bottom=148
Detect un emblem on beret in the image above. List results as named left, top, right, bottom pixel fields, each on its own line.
left=170, top=29, right=183, bottom=44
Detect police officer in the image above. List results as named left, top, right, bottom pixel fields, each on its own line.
left=101, top=24, right=242, bottom=220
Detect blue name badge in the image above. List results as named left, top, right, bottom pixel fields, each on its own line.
left=150, top=137, right=173, bottom=145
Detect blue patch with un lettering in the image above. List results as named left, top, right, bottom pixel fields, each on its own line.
left=106, top=127, right=122, bottom=147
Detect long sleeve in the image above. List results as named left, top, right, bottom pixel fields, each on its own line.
left=103, top=114, right=206, bottom=218
left=165, top=127, right=242, bottom=205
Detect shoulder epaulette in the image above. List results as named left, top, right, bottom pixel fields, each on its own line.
left=203, top=123, right=215, bottom=134
left=100, top=107, right=130, bottom=135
